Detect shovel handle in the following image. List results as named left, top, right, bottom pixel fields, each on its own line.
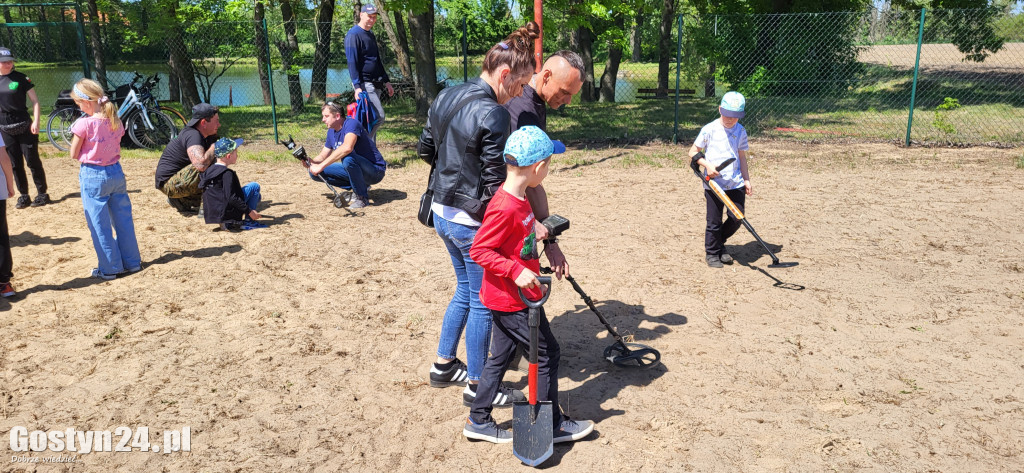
left=518, top=276, right=552, bottom=309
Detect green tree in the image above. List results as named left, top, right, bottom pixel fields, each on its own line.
left=890, top=0, right=1004, bottom=62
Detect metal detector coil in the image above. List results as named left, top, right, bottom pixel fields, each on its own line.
left=540, top=267, right=662, bottom=370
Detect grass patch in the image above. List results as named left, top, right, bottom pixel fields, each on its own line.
left=1016, top=153, right=1024, bottom=169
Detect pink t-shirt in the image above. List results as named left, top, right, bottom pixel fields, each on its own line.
left=70, top=116, right=125, bottom=166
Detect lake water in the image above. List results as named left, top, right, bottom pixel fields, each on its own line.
left=19, top=63, right=664, bottom=109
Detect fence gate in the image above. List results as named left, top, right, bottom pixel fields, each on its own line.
left=0, top=2, right=90, bottom=78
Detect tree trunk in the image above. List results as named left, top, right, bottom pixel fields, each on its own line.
left=254, top=1, right=272, bottom=105
left=376, top=0, right=412, bottom=82
left=599, top=16, right=625, bottom=103
left=168, top=70, right=180, bottom=104
left=658, top=0, right=675, bottom=97
left=571, top=27, right=597, bottom=103
left=407, top=7, right=437, bottom=118
left=39, top=6, right=53, bottom=61
left=2, top=8, right=15, bottom=50
left=86, top=0, right=108, bottom=90
left=164, top=1, right=200, bottom=109
left=631, top=14, right=642, bottom=62
left=308, top=0, right=334, bottom=104
left=276, top=0, right=304, bottom=113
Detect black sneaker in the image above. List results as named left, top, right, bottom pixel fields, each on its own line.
left=553, top=418, right=595, bottom=444
left=463, top=418, right=512, bottom=444
left=719, top=252, right=734, bottom=264
left=14, top=195, right=30, bottom=209
left=706, top=255, right=723, bottom=268
left=30, top=193, right=50, bottom=207
left=167, top=197, right=197, bottom=214
left=429, top=359, right=469, bottom=387
left=463, top=383, right=526, bottom=408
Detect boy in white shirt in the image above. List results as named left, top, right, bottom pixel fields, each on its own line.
left=688, top=91, right=751, bottom=268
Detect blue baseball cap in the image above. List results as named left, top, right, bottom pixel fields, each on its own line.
left=361, top=4, right=378, bottom=14
left=214, top=138, right=243, bottom=158
left=504, top=126, right=565, bottom=167
left=719, top=91, right=745, bottom=118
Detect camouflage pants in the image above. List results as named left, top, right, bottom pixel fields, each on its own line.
left=160, top=165, right=202, bottom=209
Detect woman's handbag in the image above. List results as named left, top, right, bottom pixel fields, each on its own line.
left=417, top=91, right=487, bottom=228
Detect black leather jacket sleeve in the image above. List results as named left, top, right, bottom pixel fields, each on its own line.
left=417, top=110, right=436, bottom=166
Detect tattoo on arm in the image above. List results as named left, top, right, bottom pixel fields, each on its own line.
left=188, top=145, right=211, bottom=170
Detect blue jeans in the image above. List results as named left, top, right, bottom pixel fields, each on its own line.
left=242, top=182, right=261, bottom=217
left=310, top=153, right=384, bottom=199
left=434, top=215, right=491, bottom=382
left=79, top=163, right=141, bottom=276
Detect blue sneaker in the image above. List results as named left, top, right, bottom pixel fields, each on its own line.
left=553, top=418, right=594, bottom=443
left=90, top=268, right=117, bottom=281
left=463, top=418, right=512, bottom=444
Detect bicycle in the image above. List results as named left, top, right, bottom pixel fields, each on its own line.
left=47, top=73, right=180, bottom=151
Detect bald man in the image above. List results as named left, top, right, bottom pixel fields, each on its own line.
left=503, top=50, right=586, bottom=279
left=504, top=50, right=586, bottom=131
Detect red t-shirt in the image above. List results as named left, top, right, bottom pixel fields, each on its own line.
left=470, top=187, right=543, bottom=311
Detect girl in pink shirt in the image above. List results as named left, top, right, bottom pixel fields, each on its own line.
left=69, top=79, right=141, bottom=280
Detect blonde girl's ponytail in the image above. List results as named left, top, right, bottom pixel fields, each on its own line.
left=72, top=78, right=121, bottom=131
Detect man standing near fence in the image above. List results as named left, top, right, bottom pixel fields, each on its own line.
left=154, top=103, right=220, bottom=214
left=345, top=4, right=393, bottom=141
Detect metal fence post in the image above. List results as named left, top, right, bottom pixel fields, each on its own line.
left=673, top=13, right=683, bottom=144
left=905, top=8, right=925, bottom=146
left=73, top=1, right=90, bottom=79
left=263, top=18, right=278, bottom=143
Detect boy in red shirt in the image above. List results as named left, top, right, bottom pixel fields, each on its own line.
left=463, top=126, right=594, bottom=444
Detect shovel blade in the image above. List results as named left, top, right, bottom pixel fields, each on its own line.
left=513, top=401, right=554, bottom=467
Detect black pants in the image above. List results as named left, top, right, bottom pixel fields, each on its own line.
left=1, top=130, right=46, bottom=196
left=0, top=201, right=11, bottom=283
left=705, top=188, right=746, bottom=256
left=470, top=307, right=562, bottom=430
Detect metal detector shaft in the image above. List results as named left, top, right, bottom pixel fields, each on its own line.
left=691, top=157, right=795, bottom=267
left=564, top=275, right=623, bottom=342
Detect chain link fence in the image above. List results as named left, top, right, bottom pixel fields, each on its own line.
left=3, top=6, right=1021, bottom=149
left=693, top=8, right=1023, bottom=146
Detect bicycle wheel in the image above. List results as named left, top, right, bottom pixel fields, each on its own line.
left=46, top=108, right=84, bottom=152
left=159, top=106, right=187, bottom=132
left=126, top=110, right=177, bottom=149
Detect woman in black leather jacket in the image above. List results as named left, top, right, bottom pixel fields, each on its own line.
left=418, top=22, right=538, bottom=403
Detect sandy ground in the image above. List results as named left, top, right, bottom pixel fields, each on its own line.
left=1, top=141, right=1023, bottom=472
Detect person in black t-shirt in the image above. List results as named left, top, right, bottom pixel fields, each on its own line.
left=0, top=47, right=48, bottom=209
left=154, top=104, right=220, bottom=213
left=502, top=50, right=585, bottom=279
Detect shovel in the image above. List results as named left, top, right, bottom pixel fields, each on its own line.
left=692, top=156, right=798, bottom=268
left=513, top=276, right=554, bottom=467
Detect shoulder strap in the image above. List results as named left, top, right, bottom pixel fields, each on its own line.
left=426, top=90, right=489, bottom=185
left=435, top=90, right=488, bottom=148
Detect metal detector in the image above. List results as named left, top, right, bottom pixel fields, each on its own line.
left=691, top=155, right=799, bottom=268
left=540, top=267, right=662, bottom=369
left=279, top=135, right=352, bottom=209
left=538, top=214, right=662, bottom=370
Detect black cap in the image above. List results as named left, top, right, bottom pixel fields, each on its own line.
left=187, top=103, right=219, bottom=127
left=0, top=47, right=14, bottom=62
